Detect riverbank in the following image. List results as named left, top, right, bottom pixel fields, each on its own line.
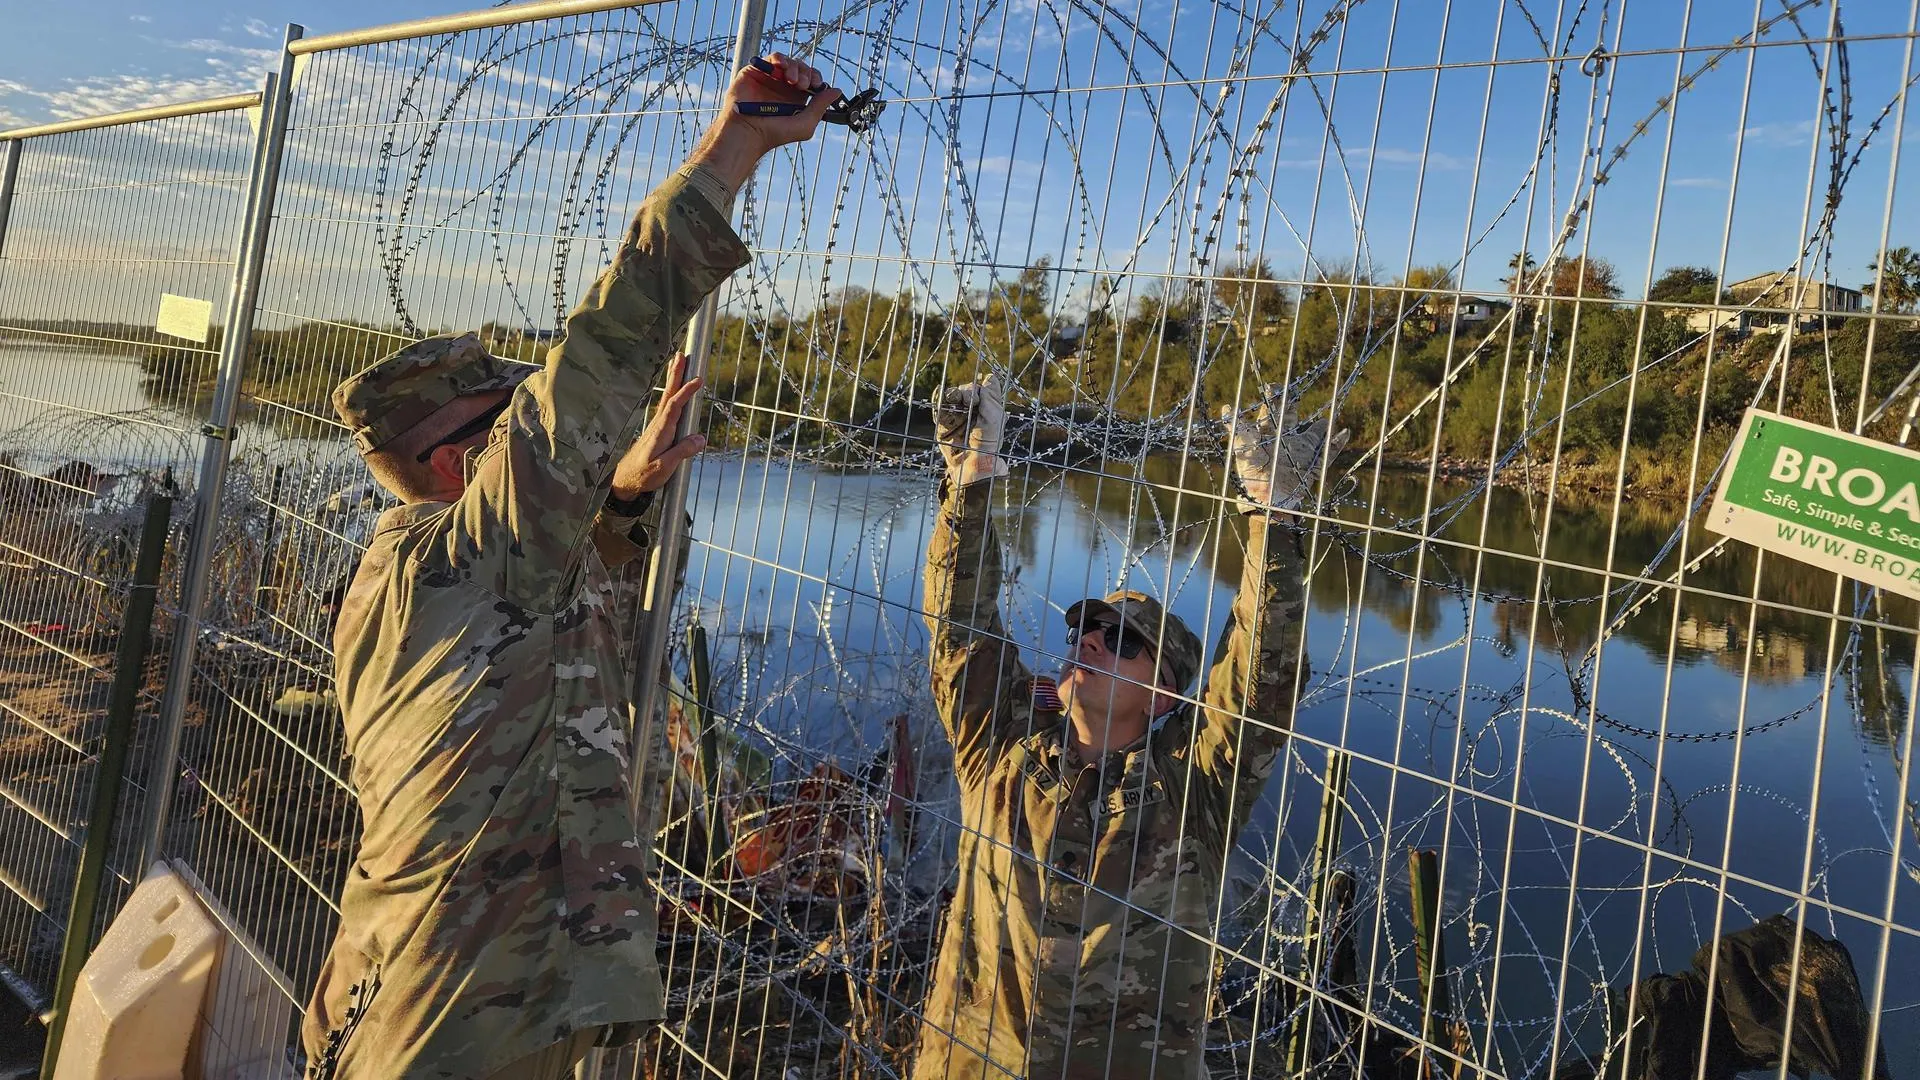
left=711, top=402, right=1718, bottom=511
left=1386, top=447, right=1728, bottom=506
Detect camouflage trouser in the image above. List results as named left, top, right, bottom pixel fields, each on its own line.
left=483, top=1027, right=605, bottom=1080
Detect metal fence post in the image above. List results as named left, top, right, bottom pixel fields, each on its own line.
left=254, top=463, right=286, bottom=610
left=39, top=494, right=174, bottom=1080
left=0, top=138, right=21, bottom=259
left=606, top=14, right=769, bottom=1080
left=1408, top=847, right=1450, bottom=1059
left=1286, top=749, right=1351, bottom=1078
left=625, top=0, right=767, bottom=810
left=136, top=25, right=305, bottom=871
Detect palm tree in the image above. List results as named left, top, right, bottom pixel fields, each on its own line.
left=1505, top=251, right=1538, bottom=295
left=1865, top=246, right=1920, bottom=313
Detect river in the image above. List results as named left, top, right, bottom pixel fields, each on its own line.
left=679, top=419, right=1918, bottom=1073
left=5, top=341, right=1916, bottom=1070
left=0, top=341, right=206, bottom=475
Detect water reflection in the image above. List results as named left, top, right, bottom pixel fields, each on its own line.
left=7, top=345, right=1916, bottom=1067
left=1052, top=457, right=1916, bottom=693
left=683, top=451, right=1919, bottom=1076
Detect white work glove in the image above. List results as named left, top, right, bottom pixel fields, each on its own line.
left=1222, top=387, right=1350, bottom=512
left=934, top=373, right=1011, bottom=487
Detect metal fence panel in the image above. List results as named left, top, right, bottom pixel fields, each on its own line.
left=0, top=103, right=256, bottom=1008
left=6, top=2, right=1920, bottom=1079
left=145, top=3, right=748, bottom=1066
left=636, top=3, right=1920, bottom=1078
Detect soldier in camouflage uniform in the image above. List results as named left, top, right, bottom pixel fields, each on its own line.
left=302, top=55, right=843, bottom=1080
left=914, top=375, right=1346, bottom=1080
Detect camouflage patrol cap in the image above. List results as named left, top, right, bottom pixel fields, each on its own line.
left=332, top=332, right=535, bottom=454
left=1063, top=590, right=1203, bottom=694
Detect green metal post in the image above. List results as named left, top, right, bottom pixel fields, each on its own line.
left=684, top=623, right=727, bottom=870
left=40, top=494, right=173, bottom=1080
left=1409, top=847, right=1451, bottom=1055
left=1286, top=749, right=1350, bottom=1078
left=253, top=464, right=286, bottom=609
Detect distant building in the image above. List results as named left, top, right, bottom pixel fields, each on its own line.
left=1682, top=306, right=1756, bottom=337
left=1193, top=295, right=1287, bottom=335
left=1723, top=271, right=1865, bottom=328
left=1452, top=295, right=1511, bottom=325
left=1414, top=293, right=1511, bottom=328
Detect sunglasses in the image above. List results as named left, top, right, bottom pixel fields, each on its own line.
left=1066, top=620, right=1153, bottom=661
left=416, top=398, right=513, bottom=463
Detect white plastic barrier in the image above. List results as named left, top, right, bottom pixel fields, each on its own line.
left=54, top=866, right=223, bottom=1080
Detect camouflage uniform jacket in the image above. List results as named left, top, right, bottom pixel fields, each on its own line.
left=913, top=478, right=1306, bottom=1080
left=302, top=171, right=748, bottom=1079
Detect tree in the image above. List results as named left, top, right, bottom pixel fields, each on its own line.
left=1125, top=277, right=1197, bottom=344
left=1505, top=251, right=1538, bottom=295
left=1865, top=246, right=1920, bottom=313
left=1649, top=266, right=1719, bottom=305
left=1284, top=266, right=1382, bottom=358
left=1401, top=264, right=1458, bottom=297
left=1393, top=264, right=1458, bottom=323
left=1082, top=275, right=1122, bottom=334
left=1543, top=255, right=1621, bottom=300
left=1210, top=258, right=1292, bottom=327
left=998, top=257, right=1054, bottom=322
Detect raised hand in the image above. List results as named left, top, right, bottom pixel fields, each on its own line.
left=1222, top=386, right=1349, bottom=512
left=934, top=373, right=1011, bottom=487
left=611, top=353, right=708, bottom=498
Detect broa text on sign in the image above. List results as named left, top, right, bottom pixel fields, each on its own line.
left=1709, top=408, right=1920, bottom=600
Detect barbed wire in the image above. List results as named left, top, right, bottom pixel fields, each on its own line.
left=3, top=0, right=1915, bottom=1075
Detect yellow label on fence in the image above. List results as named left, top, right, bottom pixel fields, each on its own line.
left=155, top=294, right=214, bottom=343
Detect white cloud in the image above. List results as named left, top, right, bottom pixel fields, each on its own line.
left=0, top=31, right=274, bottom=127
left=974, top=154, right=1042, bottom=178
left=1372, top=147, right=1465, bottom=170
left=1672, top=177, right=1725, bottom=189
left=1738, top=119, right=1816, bottom=148
left=129, top=14, right=153, bottom=23
left=1275, top=146, right=1465, bottom=171
left=165, top=36, right=278, bottom=68
left=27, top=73, right=254, bottom=120
left=242, top=19, right=277, bottom=41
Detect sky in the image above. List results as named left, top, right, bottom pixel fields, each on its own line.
left=0, top=2, right=455, bottom=128
left=2, top=0, right=1917, bottom=333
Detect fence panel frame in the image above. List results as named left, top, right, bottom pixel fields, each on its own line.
left=2, top=4, right=1917, bottom=1078
left=136, top=25, right=306, bottom=873
left=0, top=87, right=268, bottom=1041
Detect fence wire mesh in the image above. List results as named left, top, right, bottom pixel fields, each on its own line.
left=146, top=2, right=761, bottom=1064
left=0, top=104, right=256, bottom=1006
left=3, top=1, right=1920, bottom=1079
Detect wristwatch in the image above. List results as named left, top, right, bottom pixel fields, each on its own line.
left=604, top=488, right=655, bottom=518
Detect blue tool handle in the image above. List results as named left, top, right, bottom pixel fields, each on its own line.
left=746, top=55, right=825, bottom=92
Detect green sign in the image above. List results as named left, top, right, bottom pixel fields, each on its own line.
left=1709, top=409, right=1920, bottom=599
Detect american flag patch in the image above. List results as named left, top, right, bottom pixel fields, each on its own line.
left=1030, top=677, right=1064, bottom=713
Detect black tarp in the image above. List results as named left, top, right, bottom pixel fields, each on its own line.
left=1566, top=915, right=1892, bottom=1080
